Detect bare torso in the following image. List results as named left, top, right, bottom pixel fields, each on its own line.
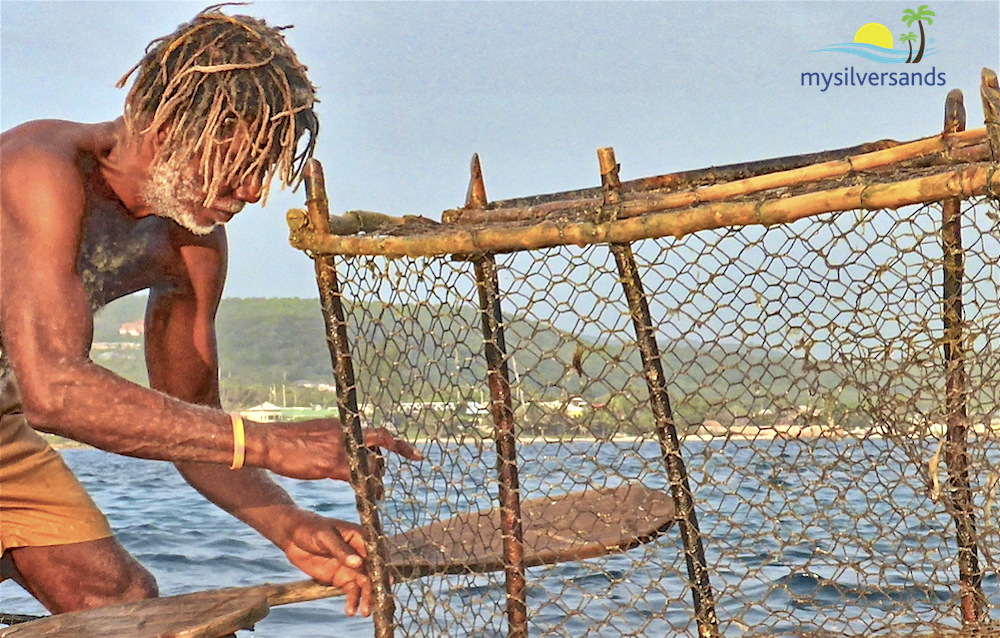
left=0, top=119, right=224, bottom=377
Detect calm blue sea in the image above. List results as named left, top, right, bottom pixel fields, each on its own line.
left=1, top=440, right=997, bottom=637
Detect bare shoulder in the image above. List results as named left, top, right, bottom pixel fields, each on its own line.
left=1, top=120, right=120, bottom=226
left=1, top=122, right=94, bottom=220
left=1, top=119, right=115, bottom=153
left=1, top=119, right=115, bottom=171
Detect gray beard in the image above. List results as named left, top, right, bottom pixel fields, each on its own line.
left=140, top=160, right=218, bottom=236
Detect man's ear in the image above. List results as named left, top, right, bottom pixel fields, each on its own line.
left=149, top=126, right=170, bottom=154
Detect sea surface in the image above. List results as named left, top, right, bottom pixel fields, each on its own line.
left=1, top=440, right=997, bottom=637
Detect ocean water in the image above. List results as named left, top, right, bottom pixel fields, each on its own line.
left=1, top=440, right=997, bottom=637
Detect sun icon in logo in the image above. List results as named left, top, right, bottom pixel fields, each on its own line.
left=853, top=23, right=894, bottom=49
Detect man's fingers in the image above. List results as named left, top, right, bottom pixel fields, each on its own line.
left=363, top=428, right=424, bottom=461
left=367, top=448, right=386, bottom=478
left=343, top=584, right=361, bottom=617
left=316, top=526, right=365, bottom=569
left=394, top=437, right=423, bottom=461
left=281, top=515, right=382, bottom=619
left=324, top=528, right=371, bottom=617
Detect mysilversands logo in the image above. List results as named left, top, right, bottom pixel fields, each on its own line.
left=802, top=4, right=946, bottom=91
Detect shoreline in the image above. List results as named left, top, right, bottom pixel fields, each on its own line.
left=42, top=434, right=93, bottom=450
left=409, top=431, right=890, bottom=445
left=53, top=430, right=987, bottom=451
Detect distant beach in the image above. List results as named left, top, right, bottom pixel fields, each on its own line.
left=41, top=434, right=92, bottom=450
left=41, top=430, right=896, bottom=452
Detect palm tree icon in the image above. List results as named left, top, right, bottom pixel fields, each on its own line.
left=901, top=5, right=935, bottom=63
left=899, top=31, right=917, bottom=63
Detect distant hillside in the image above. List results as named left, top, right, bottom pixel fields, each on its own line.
left=85, top=293, right=999, bottom=437
left=90, top=294, right=850, bottom=425
left=92, top=294, right=149, bottom=342
left=216, top=297, right=337, bottom=385
left=92, top=294, right=335, bottom=388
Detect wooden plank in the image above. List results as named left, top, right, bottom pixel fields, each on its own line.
left=388, top=484, right=676, bottom=579
left=886, top=622, right=1000, bottom=638
left=0, top=590, right=267, bottom=638
left=0, top=486, right=675, bottom=638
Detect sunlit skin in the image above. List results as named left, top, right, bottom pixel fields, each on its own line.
left=853, top=22, right=894, bottom=49
left=0, top=117, right=422, bottom=617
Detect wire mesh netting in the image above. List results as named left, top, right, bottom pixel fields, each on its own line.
left=325, top=195, right=1000, bottom=637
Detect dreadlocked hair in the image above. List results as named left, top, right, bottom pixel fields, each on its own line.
left=117, top=4, right=318, bottom=206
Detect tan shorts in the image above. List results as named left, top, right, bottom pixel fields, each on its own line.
left=0, top=379, right=113, bottom=556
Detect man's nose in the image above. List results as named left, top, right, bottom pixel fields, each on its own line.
left=233, top=173, right=264, bottom=204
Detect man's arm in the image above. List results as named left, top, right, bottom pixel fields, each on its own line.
left=143, top=232, right=373, bottom=616
left=0, top=145, right=231, bottom=460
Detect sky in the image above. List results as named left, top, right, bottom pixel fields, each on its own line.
left=2, top=1, right=998, bottom=298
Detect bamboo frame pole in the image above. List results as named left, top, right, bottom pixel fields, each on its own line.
left=289, top=163, right=1000, bottom=259
left=982, top=68, right=1000, bottom=161
left=303, top=160, right=396, bottom=637
left=466, top=155, right=530, bottom=638
left=443, top=130, right=987, bottom=225
left=451, top=139, right=899, bottom=215
left=600, top=147, right=719, bottom=638
left=440, top=129, right=988, bottom=226
left=939, top=91, right=986, bottom=625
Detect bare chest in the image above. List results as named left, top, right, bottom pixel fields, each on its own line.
left=78, top=197, right=176, bottom=311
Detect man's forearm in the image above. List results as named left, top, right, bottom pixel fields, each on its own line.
left=21, top=359, right=266, bottom=467
left=23, top=355, right=407, bottom=483
left=174, top=461, right=303, bottom=548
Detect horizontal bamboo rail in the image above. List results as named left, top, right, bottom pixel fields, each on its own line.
left=288, top=160, right=1000, bottom=258
left=450, top=130, right=990, bottom=214
left=440, top=129, right=989, bottom=226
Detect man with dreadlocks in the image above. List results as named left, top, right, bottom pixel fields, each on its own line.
left=0, top=6, right=420, bottom=619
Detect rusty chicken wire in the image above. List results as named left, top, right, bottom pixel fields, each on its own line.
left=331, top=196, right=999, bottom=637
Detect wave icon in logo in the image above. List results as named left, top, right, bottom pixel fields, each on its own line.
left=812, top=5, right=937, bottom=64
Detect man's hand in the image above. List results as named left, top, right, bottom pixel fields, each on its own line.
left=254, top=419, right=422, bottom=481
left=266, top=423, right=417, bottom=618
left=279, top=509, right=374, bottom=617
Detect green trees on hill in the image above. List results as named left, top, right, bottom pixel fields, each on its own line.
left=216, top=298, right=334, bottom=386
left=91, top=294, right=871, bottom=436
left=92, top=295, right=337, bottom=409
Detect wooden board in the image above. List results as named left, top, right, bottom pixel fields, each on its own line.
left=878, top=622, right=1000, bottom=638
left=0, top=485, right=675, bottom=638
left=0, top=590, right=267, bottom=638
left=387, top=484, right=676, bottom=579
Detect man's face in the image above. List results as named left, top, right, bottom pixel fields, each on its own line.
left=140, top=156, right=242, bottom=235
left=140, top=126, right=264, bottom=235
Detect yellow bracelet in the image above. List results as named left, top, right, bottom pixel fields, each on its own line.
left=230, top=412, right=246, bottom=470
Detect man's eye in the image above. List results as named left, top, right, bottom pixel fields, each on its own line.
left=217, top=116, right=238, bottom=139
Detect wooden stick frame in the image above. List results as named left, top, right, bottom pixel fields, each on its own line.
left=288, top=122, right=998, bottom=259
left=289, top=162, right=1000, bottom=258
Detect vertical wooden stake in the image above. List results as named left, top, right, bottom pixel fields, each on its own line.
left=465, top=155, right=529, bottom=638
left=981, top=68, right=1000, bottom=161
left=600, top=148, right=720, bottom=638
left=304, top=159, right=396, bottom=637
left=940, top=91, right=986, bottom=625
